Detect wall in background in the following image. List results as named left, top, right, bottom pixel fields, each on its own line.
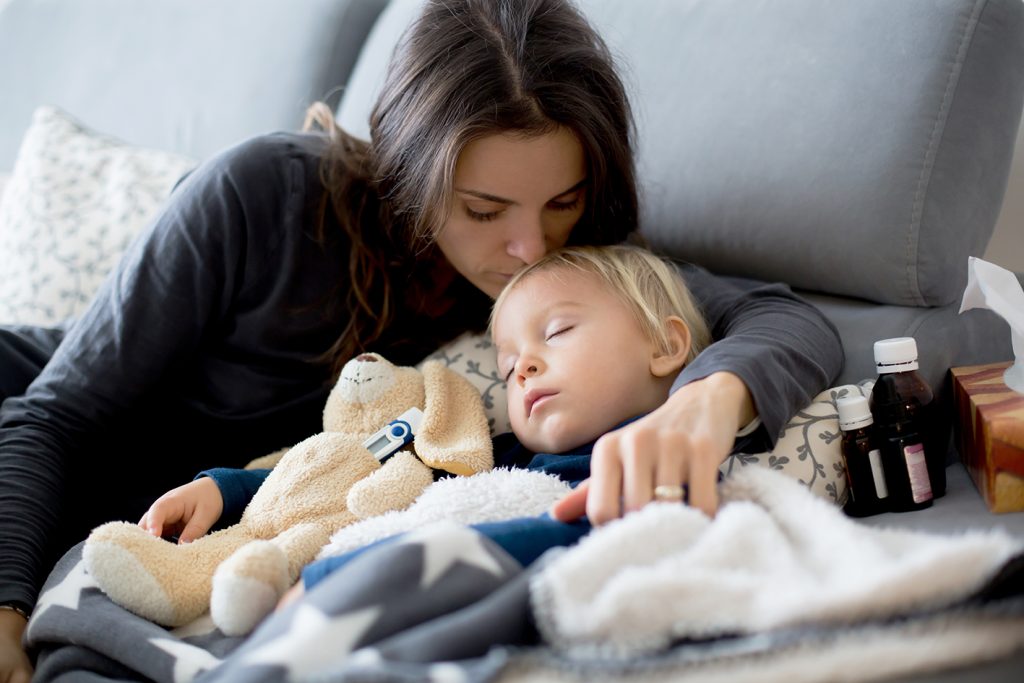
left=985, top=115, right=1024, bottom=272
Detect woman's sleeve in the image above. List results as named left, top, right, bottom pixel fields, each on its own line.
left=0, top=139, right=270, bottom=610
left=673, top=263, right=844, bottom=447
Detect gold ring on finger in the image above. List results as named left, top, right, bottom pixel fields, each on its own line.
left=654, top=484, right=685, bottom=502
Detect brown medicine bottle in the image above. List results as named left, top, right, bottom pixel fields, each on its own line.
left=870, top=337, right=935, bottom=511
left=837, top=396, right=888, bottom=517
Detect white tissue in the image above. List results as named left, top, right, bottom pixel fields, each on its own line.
left=959, top=256, right=1024, bottom=394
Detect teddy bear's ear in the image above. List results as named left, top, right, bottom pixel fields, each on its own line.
left=415, top=361, right=493, bottom=475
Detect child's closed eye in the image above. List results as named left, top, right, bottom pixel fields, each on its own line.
left=545, top=325, right=573, bottom=341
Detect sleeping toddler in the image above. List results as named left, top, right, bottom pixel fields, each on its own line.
left=282, top=243, right=735, bottom=605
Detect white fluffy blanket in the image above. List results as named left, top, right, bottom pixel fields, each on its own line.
left=531, top=466, right=1024, bottom=656
left=318, top=467, right=571, bottom=559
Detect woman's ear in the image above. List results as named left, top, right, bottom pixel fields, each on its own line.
left=650, top=316, right=692, bottom=377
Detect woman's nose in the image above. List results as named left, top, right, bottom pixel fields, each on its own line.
left=506, top=220, right=547, bottom=265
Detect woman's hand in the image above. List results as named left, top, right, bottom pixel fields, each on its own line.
left=138, top=477, right=224, bottom=544
left=551, top=372, right=755, bottom=524
left=0, top=610, right=32, bottom=683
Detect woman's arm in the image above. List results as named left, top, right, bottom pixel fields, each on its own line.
left=553, top=263, right=843, bottom=523
left=0, top=138, right=283, bottom=612
left=668, top=263, right=843, bottom=442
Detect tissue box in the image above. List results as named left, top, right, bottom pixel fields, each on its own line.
left=951, top=362, right=1024, bottom=513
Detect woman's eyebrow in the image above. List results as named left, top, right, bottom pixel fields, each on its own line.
left=455, top=188, right=515, bottom=204
left=454, top=178, right=588, bottom=206
left=551, top=178, right=588, bottom=199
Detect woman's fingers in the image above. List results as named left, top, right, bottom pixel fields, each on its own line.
left=586, top=435, right=624, bottom=525
left=550, top=479, right=589, bottom=522
left=654, top=429, right=689, bottom=489
left=619, top=429, right=655, bottom=514
left=683, top=438, right=720, bottom=517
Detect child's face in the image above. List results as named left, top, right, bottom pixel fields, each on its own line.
left=492, top=268, right=673, bottom=454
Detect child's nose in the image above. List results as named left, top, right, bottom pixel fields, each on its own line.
left=515, top=358, right=542, bottom=384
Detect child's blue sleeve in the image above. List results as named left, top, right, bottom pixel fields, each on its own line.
left=300, top=514, right=593, bottom=592
left=195, top=467, right=271, bottom=525
left=302, top=536, right=398, bottom=590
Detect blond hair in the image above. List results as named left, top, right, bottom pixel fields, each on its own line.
left=490, top=245, right=711, bottom=365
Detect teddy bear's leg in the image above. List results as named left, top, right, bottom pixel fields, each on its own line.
left=210, top=520, right=343, bottom=636
left=83, top=521, right=254, bottom=626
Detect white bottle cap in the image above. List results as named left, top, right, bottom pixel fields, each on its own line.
left=837, top=395, right=873, bottom=431
left=874, top=337, right=919, bottom=373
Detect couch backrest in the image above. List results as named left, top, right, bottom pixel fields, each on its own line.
left=0, top=0, right=387, bottom=169
left=338, top=0, right=1024, bottom=307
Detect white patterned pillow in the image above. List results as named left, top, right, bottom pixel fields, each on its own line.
left=420, top=332, right=510, bottom=437
left=424, top=331, right=869, bottom=506
left=722, top=380, right=875, bottom=505
left=0, top=173, right=9, bottom=204
left=0, top=106, right=196, bottom=326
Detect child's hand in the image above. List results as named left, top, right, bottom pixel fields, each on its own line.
left=138, top=477, right=224, bottom=544
left=552, top=371, right=754, bottom=524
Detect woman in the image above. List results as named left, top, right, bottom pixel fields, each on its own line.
left=0, top=0, right=841, bottom=678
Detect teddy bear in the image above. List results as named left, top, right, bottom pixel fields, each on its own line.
left=82, top=352, right=493, bottom=635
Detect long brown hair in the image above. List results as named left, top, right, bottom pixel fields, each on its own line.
left=308, top=0, right=638, bottom=378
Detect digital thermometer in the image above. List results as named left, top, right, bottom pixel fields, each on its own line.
left=362, top=407, right=424, bottom=462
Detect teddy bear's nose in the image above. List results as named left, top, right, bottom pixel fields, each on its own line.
left=356, top=354, right=378, bottom=362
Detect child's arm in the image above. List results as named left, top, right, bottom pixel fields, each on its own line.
left=139, top=468, right=271, bottom=543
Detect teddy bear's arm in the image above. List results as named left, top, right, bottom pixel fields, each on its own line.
left=346, top=451, right=435, bottom=519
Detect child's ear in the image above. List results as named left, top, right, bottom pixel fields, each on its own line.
left=650, top=316, right=692, bottom=377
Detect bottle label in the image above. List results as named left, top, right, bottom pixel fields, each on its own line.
left=903, top=443, right=933, bottom=503
left=868, top=449, right=888, bottom=499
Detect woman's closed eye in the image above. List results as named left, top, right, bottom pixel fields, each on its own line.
left=548, top=195, right=582, bottom=212
left=466, top=205, right=502, bottom=222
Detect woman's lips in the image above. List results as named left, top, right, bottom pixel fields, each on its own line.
left=525, top=389, right=557, bottom=417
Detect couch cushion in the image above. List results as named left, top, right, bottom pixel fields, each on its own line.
left=802, top=289, right=1015, bottom=392
left=0, top=106, right=196, bottom=326
left=0, top=0, right=388, bottom=170
left=603, top=0, right=1024, bottom=309
left=337, top=0, right=1024, bottom=308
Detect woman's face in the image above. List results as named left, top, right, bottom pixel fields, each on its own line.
left=435, top=128, right=587, bottom=299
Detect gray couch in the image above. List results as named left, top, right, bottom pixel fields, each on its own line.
left=3, top=0, right=1022, bottom=394
left=2, top=0, right=1023, bottom=679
